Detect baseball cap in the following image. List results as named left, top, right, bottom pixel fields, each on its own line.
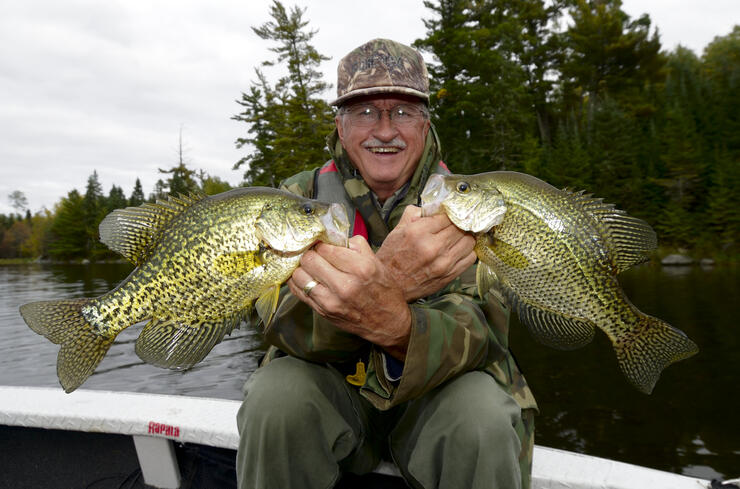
left=331, top=38, right=430, bottom=106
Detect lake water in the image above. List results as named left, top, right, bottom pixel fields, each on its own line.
left=0, top=262, right=737, bottom=480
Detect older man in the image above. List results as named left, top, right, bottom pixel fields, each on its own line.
left=236, top=39, right=537, bottom=489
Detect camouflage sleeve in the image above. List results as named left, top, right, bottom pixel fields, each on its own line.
left=262, top=169, right=368, bottom=362
left=359, top=265, right=510, bottom=410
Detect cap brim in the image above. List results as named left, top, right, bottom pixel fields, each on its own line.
left=331, top=86, right=429, bottom=106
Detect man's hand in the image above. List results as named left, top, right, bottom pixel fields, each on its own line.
left=376, top=206, right=476, bottom=302
left=288, top=236, right=412, bottom=360
left=287, top=205, right=475, bottom=360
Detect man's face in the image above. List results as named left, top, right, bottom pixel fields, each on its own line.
left=336, top=94, right=430, bottom=201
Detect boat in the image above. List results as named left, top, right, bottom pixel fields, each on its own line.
left=0, top=385, right=728, bottom=489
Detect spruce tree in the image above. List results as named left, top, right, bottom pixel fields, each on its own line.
left=233, top=0, right=334, bottom=187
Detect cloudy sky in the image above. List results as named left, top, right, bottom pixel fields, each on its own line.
left=1, top=0, right=737, bottom=215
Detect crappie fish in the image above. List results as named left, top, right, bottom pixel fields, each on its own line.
left=20, top=188, right=349, bottom=393
left=421, top=171, right=698, bottom=394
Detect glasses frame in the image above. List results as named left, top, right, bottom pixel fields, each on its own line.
left=339, top=103, right=429, bottom=128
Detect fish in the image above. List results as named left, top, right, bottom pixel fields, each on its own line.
left=19, top=187, right=349, bottom=393
left=420, top=171, right=698, bottom=394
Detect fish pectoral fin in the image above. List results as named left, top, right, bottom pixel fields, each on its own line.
left=214, top=251, right=264, bottom=277
left=508, top=292, right=596, bottom=350
left=255, top=285, right=281, bottom=327
left=135, top=315, right=238, bottom=370
left=486, top=236, right=529, bottom=269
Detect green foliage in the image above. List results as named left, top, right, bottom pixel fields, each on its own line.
left=416, top=0, right=537, bottom=173
left=47, top=190, right=87, bottom=260
left=416, top=2, right=737, bottom=256
left=198, top=172, right=233, bottom=195
left=233, top=0, right=335, bottom=187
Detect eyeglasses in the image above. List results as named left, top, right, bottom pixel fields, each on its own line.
left=341, top=103, right=428, bottom=127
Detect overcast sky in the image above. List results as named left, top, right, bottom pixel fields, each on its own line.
left=1, top=0, right=737, bottom=215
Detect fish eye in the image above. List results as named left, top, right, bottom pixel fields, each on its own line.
left=457, top=182, right=470, bottom=193
left=302, top=203, right=314, bottom=215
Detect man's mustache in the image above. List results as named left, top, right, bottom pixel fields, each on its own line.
left=362, top=137, right=407, bottom=149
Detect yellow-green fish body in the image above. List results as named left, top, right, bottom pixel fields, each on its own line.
left=20, top=188, right=349, bottom=392
left=421, top=171, right=698, bottom=394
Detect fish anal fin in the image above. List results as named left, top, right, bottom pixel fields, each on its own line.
left=255, top=285, right=281, bottom=327
left=613, top=314, right=698, bottom=394
left=509, top=292, right=596, bottom=350
left=565, top=190, right=657, bottom=273
left=135, top=313, right=240, bottom=370
left=99, top=193, right=206, bottom=265
left=214, top=251, right=264, bottom=277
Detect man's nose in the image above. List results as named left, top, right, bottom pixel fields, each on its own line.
left=373, top=111, right=399, bottom=140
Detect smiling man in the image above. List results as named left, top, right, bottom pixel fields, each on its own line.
left=236, top=39, right=537, bottom=489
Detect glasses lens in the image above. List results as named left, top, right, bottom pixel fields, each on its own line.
left=345, top=104, right=425, bottom=127
left=346, top=105, right=379, bottom=127
left=390, top=105, right=424, bottom=125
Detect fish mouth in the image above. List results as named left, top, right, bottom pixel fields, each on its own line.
left=320, top=203, right=350, bottom=247
left=420, top=174, right=449, bottom=217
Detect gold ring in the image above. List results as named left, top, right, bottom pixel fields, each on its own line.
left=303, top=280, right=319, bottom=296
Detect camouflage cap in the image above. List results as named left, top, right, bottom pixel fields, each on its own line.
left=331, top=38, right=429, bottom=106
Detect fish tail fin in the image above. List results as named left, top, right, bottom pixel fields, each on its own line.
left=614, top=313, right=698, bottom=394
left=20, top=299, right=116, bottom=393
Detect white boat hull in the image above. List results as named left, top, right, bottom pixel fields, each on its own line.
left=0, top=386, right=714, bottom=489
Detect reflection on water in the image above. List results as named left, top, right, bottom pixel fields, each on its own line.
left=0, top=263, right=268, bottom=401
left=1, top=262, right=737, bottom=479
left=509, top=263, right=739, bottom=480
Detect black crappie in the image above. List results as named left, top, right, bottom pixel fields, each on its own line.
left=421, top=171, right=698, bottom=394
left=20, top=188, right=349, bottom=393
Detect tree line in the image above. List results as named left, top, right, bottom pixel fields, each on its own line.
left=235, top=0, right=738, bottom=260
left=2, top=0, right=737, bottom=261
left=0, top=165, right=232, bottom=261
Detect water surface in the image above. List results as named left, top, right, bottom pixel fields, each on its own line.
left=0, top=262, right=737, bottom=479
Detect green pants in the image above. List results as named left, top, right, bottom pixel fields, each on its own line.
left=236, top=356, right=523, bottom=489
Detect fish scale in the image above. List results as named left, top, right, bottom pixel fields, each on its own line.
left=19, top=187, right=349, bottom=392
left=421, top=171, right=698, bottom=394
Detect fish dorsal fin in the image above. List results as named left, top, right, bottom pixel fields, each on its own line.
left=135, top=311, right=243, bottom=370
left=565, top=190, right=657, bottom=273
left=99, top=193, right=206, bottom=265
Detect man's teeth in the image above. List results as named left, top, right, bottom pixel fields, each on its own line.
left=368, top=147, right=400, bottom=153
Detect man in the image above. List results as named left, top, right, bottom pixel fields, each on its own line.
left=236, top=39, right=537, bottom=489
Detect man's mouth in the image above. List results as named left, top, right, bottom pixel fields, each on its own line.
left=366, top=146, right=402, bottom=154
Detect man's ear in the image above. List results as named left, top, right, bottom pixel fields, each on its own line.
left=335, top=115, right=345, bottom=142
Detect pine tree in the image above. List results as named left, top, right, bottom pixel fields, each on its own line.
left=233, top=0, right=334, bottom=186
left=106, top=185, right=128, bottom=213
left=82, top=171, right=107, bottom=259
left=129, top=178, right=145, bottom=206
left=416, top=0, right=534, bottom=173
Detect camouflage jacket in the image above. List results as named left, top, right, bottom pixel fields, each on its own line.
left=261, top=125, right=537, bottom=415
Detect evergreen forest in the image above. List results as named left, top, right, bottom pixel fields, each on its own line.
left=2, top=0, right=738, bottom=262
